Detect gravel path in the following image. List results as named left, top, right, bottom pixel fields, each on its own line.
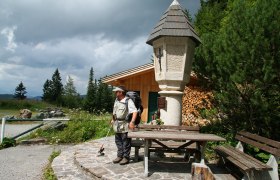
left=0, top=145, right=69, bottom=180
left=0, top=123, right=70, bottom=180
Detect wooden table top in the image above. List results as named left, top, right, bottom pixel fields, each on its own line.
left=128, top=131, right=226, bottom=142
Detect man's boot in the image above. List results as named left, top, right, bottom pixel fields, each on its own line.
left=113, top=157, right=123, bottom=164
left=119, top=157, right=129, bottom=165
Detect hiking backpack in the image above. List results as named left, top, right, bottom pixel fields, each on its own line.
left=125, top=91, right=143, bottom=125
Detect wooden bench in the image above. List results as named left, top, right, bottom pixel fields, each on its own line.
left=215, top=131, right=280, bottom=180
left=131, top=124, right=200, bottom=161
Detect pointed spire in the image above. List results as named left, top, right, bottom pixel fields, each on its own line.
left=170, top=0, right=180, bottom=6
left=146, top=0, right=201, bottom=46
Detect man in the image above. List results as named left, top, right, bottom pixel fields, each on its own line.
left=111, top=86, right=138, bottom=165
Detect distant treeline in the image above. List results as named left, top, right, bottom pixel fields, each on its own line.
left=42, top=68, right=115, bottom=114
left=4, top=67, right=115, bottom=114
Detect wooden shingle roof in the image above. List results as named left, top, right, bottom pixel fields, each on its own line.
left=102, top=63, right=154, bottom=83
left=102, top=62, right=197, bottom=84
left=146, top=0, right=201, bottom=45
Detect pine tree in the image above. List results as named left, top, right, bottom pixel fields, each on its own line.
left=102, top=82, right=114, bottom=113
left=63, top=75, right=80, bottom=108
left=83, top=67, right=97, bottom=113
left=95, top=79, right=103, bottom=112
left=42, top=79, right=53, bottom=102
left=193, top=0, right=228, bottom=88
left=42, top=69, right=64, bottom=105
left=14, top=81, right=27, bottom=100
left=184, top=9, right=193, bottom=23
left=193, top=0, right=280, bottom=139
left=212, top=0, right=280, bottom=139
left=95, top=79, right=114, bottom=113
left=51, top=68, right=64, bottom=105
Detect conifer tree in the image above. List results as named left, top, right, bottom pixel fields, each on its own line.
left=212, top=0, right=280, bottom=139
left=102, top=82, right=114, bottom=113
left=193, top=0, right=228, bottom=88
left=95, top=79, right=103, bottom=112
left=83, top=67, right=97, bottom=113
left=42, top=69, right=64, bottom=105
left=193, top=0, right=280, bottom=139
left=184, top=9, right=193, bottom=22
left=63, top=75, right=80, bottom=108
left=42, top=79, right=52, bottom=102
left=95, top=79, right=114, bottom=113
left=14, top=81, right=27, bottom=100
left=51, top=68, right=64, bottom=105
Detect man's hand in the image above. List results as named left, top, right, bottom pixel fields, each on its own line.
left=111, top=114, right=116, bottom=125
left=129, top=111, right=138, bottom=129
left=129, top=121, right=135, bottom=129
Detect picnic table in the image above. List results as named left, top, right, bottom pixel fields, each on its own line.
left=128, top=130, right=226, bottom=177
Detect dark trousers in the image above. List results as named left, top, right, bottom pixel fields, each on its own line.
left=115, top=132, right=131, bottom=158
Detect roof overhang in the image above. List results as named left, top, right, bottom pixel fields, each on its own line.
left=102, top=63, right=154, bottom=84
left=102, top=62, right=198, bottom=86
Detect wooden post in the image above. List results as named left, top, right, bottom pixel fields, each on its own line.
left=191, top=163, right=215, bottom=180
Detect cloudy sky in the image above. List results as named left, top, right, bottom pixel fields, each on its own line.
left=0, top=0, right=200, bottom=96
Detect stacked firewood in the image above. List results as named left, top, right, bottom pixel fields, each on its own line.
left=182, top=85, right=213, bottom=126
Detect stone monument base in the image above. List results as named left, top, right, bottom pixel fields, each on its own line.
left=159, top=90, right=183, bottom=126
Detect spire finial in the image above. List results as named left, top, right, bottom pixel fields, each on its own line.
left=171, top=0, right=180, bottom=6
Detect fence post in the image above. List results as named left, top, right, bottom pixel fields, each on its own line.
left=1, top=117, right=6, bottom=144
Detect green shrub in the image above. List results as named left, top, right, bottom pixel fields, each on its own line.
left=27, top=110, right=112, bottom=144
left=0, top=137, right=16, bottom=149
left=200, top=119, right=237, bottom=161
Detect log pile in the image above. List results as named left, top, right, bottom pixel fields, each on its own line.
left=182, top=85, right=213, bottom=127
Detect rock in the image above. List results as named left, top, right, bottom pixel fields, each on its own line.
left=19, top=109, right=32, bottom=119
left=35, top=112, right=45, bottom=119
left=36, top=108, right=65, bottom=119
left=19, top=137, right=47, bottom=145
left=53, top=111, right=64, bottom=117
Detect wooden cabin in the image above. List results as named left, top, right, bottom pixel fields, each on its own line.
left=102, top=63, right=200, bottom=123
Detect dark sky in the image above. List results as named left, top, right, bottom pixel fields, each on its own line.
left=0, top=0, right=201, bottom=96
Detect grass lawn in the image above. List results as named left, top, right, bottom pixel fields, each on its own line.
left=0, top=109, right=19, bottom=117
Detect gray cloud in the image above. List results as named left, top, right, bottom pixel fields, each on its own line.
left=0, top=26, right=17, bottom=51
left=0, top=0, right=200, bottom=96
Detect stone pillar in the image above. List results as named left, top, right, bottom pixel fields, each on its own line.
left=158, top=91, right=183, bottom=125
left=146, top=0, right=201, bottom=126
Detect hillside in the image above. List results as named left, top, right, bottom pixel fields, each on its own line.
left=0, top=94, right=14, bottom=100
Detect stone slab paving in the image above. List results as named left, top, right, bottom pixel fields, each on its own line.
left=0, top=144, right=68, bottom=180
left=52, top=144, right=96, bottom=180
left=53, top=136, right=235, bottom=180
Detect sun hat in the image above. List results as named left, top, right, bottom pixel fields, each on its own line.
left=112, top=86, right=126, bottom=92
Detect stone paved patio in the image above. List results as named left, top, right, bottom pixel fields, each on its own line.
left=52, top=136, right=235, bottom=180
